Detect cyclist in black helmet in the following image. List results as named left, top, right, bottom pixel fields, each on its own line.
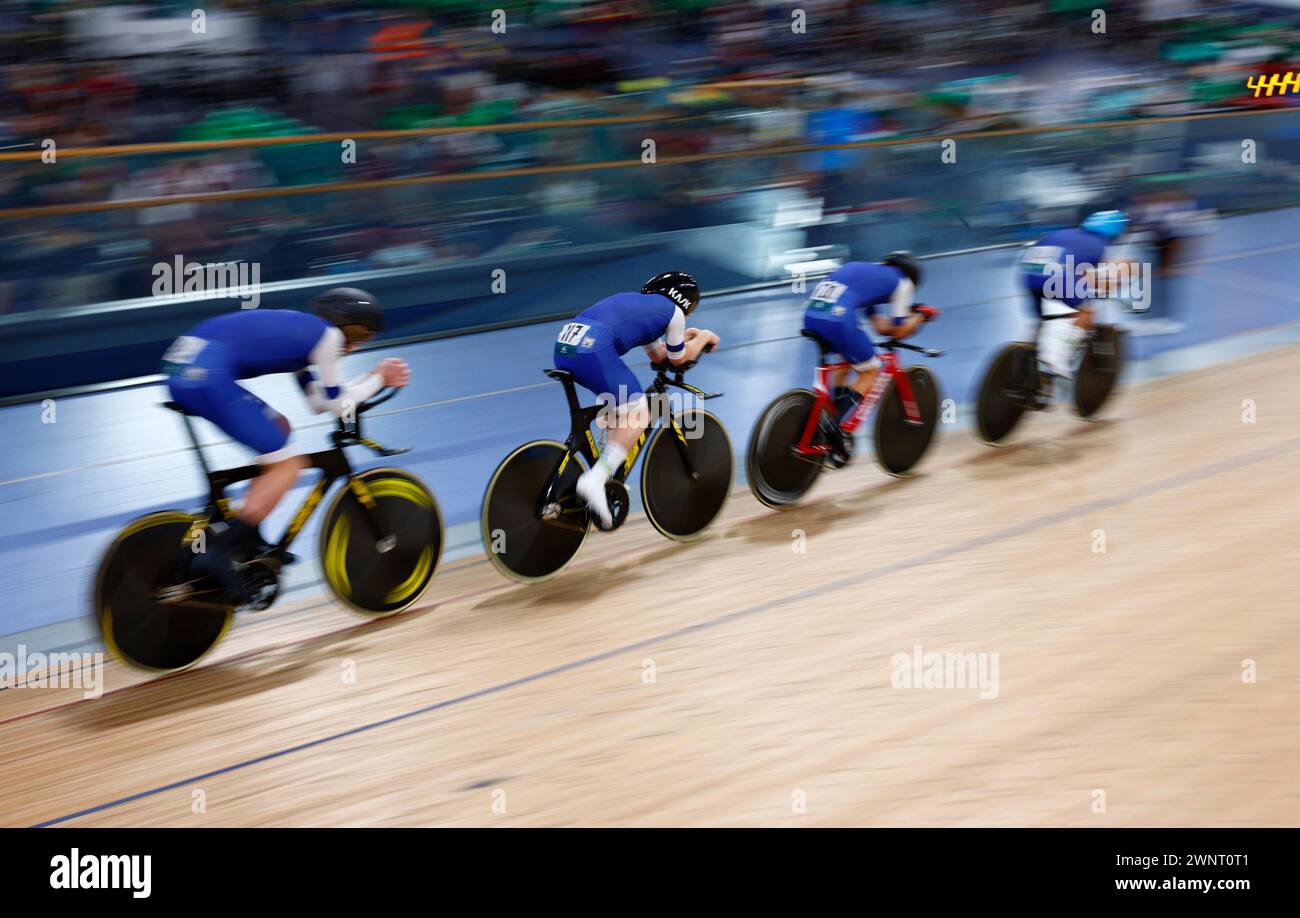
left=160, top=288, right=409, bottom=601
left=802, top=253, right=939, bottom=462
left=553, top=271, right=718, bottom=528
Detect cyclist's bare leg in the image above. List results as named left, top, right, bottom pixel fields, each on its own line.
left=243, top=455, right=309, bottom=524
left=195, top=447, right=307, bottom=598
left=848, top=366, right=879, bottom=400
left=578, top=397, right=650, bottom=526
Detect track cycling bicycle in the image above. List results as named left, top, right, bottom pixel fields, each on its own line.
left=94, top=388, right=443, bottom=672
left=747, top=331, right=944, bottom=509
left=481, top=351, right=732, bottom=582
left=974, top=318, right=1125, bottom=445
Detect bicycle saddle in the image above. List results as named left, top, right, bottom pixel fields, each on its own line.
left=543, top=369, right=574, bottom=383
left=800, top=329, right=835, bottom=352
left=162, top=401, right=197, bottom=416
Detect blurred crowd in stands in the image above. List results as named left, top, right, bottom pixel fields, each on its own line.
left=0, top=0, right=1298, bottom=313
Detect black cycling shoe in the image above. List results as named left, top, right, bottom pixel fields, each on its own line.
left=819, top=416, right=852, bottom=469
left=191, top=549, right=256, bottom=606
left=253, top=540, right=297, bottom=566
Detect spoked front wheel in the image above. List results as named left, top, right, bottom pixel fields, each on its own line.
left=93, top=511, right=232, bottom=673
left=642, top=409, right=733, bottom=540
left=975, top=342, right=1035, bottom=446
left=874, top=366, right=941, bottom=476
left=1074, top=324, right=1125, bottom=419
left=481, top=440, right=589, bottom=582
left=746, top=389, right=826, bottom=509
left=319, top=468, right=443, bottom=614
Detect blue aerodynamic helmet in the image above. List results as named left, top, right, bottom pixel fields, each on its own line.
left=1081, top=210, right=1129, bottom=240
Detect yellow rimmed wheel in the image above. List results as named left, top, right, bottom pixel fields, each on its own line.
left=93, top=510, right=233, bottom=673
left=318, top=468, right=443, bottom=614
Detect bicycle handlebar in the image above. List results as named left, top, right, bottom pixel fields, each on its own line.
left=649, top=343, right=722, bottom=399
left=650, top=342, right=714, bottom=375
left=357, top=387, right=400, bottom=413
left=875, top=339, right=945, bottom=359
left=332, top=387, right=411, bottom=456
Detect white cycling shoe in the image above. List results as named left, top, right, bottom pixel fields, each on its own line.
left=576, top=470, right=614, bottom=530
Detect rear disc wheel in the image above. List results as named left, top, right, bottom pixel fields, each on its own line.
left=746, top=389, right=825, bottom=509
left=93, top=511, right=231, bottom=672
left=975, top=342, right=1033, bottom=445
left=481, top=440, right=589, bottom=582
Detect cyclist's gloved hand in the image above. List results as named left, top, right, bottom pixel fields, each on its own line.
left=913, top=305, right=940, bottom=322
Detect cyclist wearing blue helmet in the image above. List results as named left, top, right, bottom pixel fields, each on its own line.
left=1020, top=210, right=1129, bottom=380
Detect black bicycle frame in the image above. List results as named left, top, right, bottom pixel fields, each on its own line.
left=168, top=388, right=403, bottom=551
left=535, top=366, right=719, bottom=520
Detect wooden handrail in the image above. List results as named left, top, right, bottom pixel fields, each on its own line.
left=0, top=106, right=1292, bottom=220
left=0, top=114, right=671, bottom=162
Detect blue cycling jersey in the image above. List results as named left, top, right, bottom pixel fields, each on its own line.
left=1021, top=228, right=1109, bottom=305
left=170, top=310, right=331, bottom=379
left=572, top=292, right=677, bottom=356
left=811, top=262, right=910, bottom=317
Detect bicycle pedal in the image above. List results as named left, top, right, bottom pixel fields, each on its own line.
left=235, top=558, right=282, bottom=611
left=254, top=545, right=297, bottom=567
left=249, top=555, right=283, bottom=575
left=601, top=480, right=630, bottom=532
left=825, top=435, right=853, bottom=470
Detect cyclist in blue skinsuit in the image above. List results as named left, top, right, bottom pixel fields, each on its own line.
left=161, top=288, right=409, bottom=600
left=553, top=272, right=719, bottom=528
left=1020, top=210, right=1129, bottom=380
left=802, top=252, right=939, bottom=461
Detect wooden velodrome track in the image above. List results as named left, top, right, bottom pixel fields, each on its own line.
left=3, top=342, right=1299, bottom=827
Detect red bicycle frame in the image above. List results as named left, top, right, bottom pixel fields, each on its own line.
left=793, top=349, right=921, bottom=458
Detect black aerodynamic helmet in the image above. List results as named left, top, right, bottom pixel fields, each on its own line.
left=641, top=271, right=700, bottom=316
left=312, top=287, right=383, bottom=339
left=882, top=251, right=921, bottom=287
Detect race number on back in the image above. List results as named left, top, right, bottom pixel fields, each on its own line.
left=161, top=336, right=207, bottom=365
left=556, top=322, right=592, bottom=346
left=1021, top=246, right=1065, bottom=277
left=810, top=281, right=847, bottom=305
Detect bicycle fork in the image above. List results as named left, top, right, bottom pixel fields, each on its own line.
left=343, top=476, right=400, bottom=553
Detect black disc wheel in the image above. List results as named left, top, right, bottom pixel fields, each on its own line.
left=874, top=365, right=941, bottom=477
left=975, top=342, right=1034, bottom=446
left=641, top=409, right=733, bottom=540
left=1075, top=324, right=1125, bottom=419
left=481, top=440, right=589, bottom=582
left=93, top=511, right=231, bottom=672
left=746, top=389, right=825, bottom=509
